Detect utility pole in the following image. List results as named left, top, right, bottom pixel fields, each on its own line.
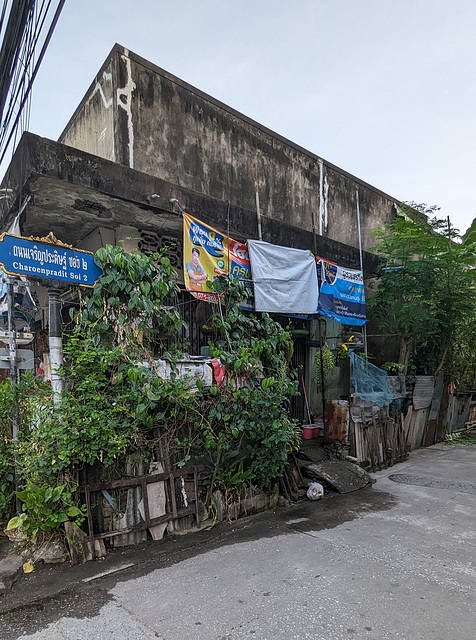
left=6, top=277, right=21, bottom=513
left=48, top=284, right=64, bottom=399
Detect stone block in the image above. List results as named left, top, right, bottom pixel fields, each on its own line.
left=303, top=459, right=371, bottom=493
left=64, top=522, right=93, bottom=564
left=32, top=540, right=68, bottom=564
left=0, top=555, right=23, bottom=595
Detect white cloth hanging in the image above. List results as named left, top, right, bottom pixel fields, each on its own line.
left=247, top=240, right=318, bottom=314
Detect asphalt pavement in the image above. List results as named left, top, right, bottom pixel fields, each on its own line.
left=1, top=443, right=475, bottom=640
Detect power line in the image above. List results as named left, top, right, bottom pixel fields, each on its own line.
left=0, top=0, right=66, bottom=167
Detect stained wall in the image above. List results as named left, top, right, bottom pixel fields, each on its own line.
left=60, top=45, right=398, bottom=254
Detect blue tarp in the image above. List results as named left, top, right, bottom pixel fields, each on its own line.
left=350, top=351, right=393, bottom=407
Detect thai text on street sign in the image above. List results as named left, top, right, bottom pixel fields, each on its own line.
left=0, top=233, right=102, bottom=286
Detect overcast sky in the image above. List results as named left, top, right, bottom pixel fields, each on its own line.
left=7, top=0, right=476, bottom=234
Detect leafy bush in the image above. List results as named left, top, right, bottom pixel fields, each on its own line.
left=0, top=373, right=52, bottom=521
left=0, top=438, right=14, bottom=520
left=6, top=481, right=86, bottom=544
left=314, top=347, right=336, bottom=386
left=19, top=337, right=152, bottom=483
left=0, top=254, right=301, bottom=530
left=382, top=362, right=405, bottom=375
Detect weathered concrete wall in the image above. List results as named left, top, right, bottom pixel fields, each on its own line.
left=60, top=58, right=115, bottom=162
left=0, top=134, right=378, bottom=276
left=59, top=45, right=398, bottom=253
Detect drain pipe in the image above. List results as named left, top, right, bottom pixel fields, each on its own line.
left=253, top=163, right=263, bottom=241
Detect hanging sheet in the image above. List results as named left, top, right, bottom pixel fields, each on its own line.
left=247, top=240, right=318, bottom=314
left=317, top=258, right=366, bottom=326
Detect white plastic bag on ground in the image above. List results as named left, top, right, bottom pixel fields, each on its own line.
left=307, top=482, right=324, bottom=500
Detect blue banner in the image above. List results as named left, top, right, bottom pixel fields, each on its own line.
left=317, top=259, right=366, bottom=326
left=188, top=217, right=225, bottom=258
left=0, top=233, right=102, bottom=287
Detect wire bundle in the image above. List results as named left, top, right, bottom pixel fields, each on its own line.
left=0, top=0, right=65, bottom=166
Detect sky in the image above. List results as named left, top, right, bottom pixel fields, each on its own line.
left=5, top=0, right=476, bottom=234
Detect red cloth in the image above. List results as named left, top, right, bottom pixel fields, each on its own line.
left=211, top=359, right=226, bottom=386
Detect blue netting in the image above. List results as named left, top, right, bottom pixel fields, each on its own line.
left=350, top=351, right=393, bottom=407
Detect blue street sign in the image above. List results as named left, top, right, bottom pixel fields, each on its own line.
left=0, top=233, right=102, bottom=287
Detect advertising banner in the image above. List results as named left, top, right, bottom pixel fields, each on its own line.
left=317, top=258, right=366, bottom=326
left=183, top=213, right=253, bottom=306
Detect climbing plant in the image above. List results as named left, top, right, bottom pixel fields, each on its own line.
left=0, top=251, right=301, bottom=532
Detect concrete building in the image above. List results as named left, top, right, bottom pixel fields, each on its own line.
left=0, top=44, right=401, bottom=420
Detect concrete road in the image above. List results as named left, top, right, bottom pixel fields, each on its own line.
left=1, top=443, right=475, bottom=640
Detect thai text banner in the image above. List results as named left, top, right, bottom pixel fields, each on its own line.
left=317, top=258, right=366, bottom=326
left=0, top=233, right=102, bottom=287
left=183, top=213, right=253, bottom=306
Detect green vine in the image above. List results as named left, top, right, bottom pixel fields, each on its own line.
left=313, top=347, right=336, bottom=387
left=0, top=255, right=301, bottom=533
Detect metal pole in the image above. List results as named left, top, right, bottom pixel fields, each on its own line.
left=226, top=200, right=231, bottom=269
left=48, top=286, right=64, bottom=400
left=253, top=163, right=263, bottom=241
left=310, top=207, right=326, bottom=426
left=7, top=277, right=21, bottom=513
left=355, top=189, right=368, bottom=355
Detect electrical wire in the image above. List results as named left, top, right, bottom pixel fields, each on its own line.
left=0, top=0, right=66, bottom=168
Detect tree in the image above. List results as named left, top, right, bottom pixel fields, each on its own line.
left=370, top=204, right=476, bottom=387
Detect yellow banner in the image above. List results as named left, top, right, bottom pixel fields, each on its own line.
left=183, top=213, right=252, bottom=304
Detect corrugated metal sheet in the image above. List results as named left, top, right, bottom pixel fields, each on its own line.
left=408, top=407, right=430, bottom=449
left=450, top=396, right=473, bottom=432
left=412, top=376, right=435, bottom=410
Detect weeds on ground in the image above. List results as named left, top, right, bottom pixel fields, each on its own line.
left=444, top=430, right=476, bottom=446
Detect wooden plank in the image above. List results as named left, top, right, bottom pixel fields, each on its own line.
left=413, top=376, right=435, bottom=410
left=279, top=476, right=291, bottom=501
left=404, top=406, right=413, bottom=449
left=79, top=465, right=205, bottom=493
left=356, top=423, right=362, bottom=463
left=400, top=413, right=407, bottom=461
left=80, top=464, right=205, bottom=544
left=435, top=377, right=450, bottom=442
left=371, top=408, right=381, bottom=470
left=424, top=372, right=445, bottom=446
left=169, top=473, right=178, bottom=519
left=84, top=485, right=95, bottom=560
left=388, top=416, right=396, bottom=464
left=140, top=477, right=151, bottom=529
left=379, top=410, right=388, bottom=469
left=92, top=505, right=197, bottom=541
left=412, top=408, right=430, bottom=449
